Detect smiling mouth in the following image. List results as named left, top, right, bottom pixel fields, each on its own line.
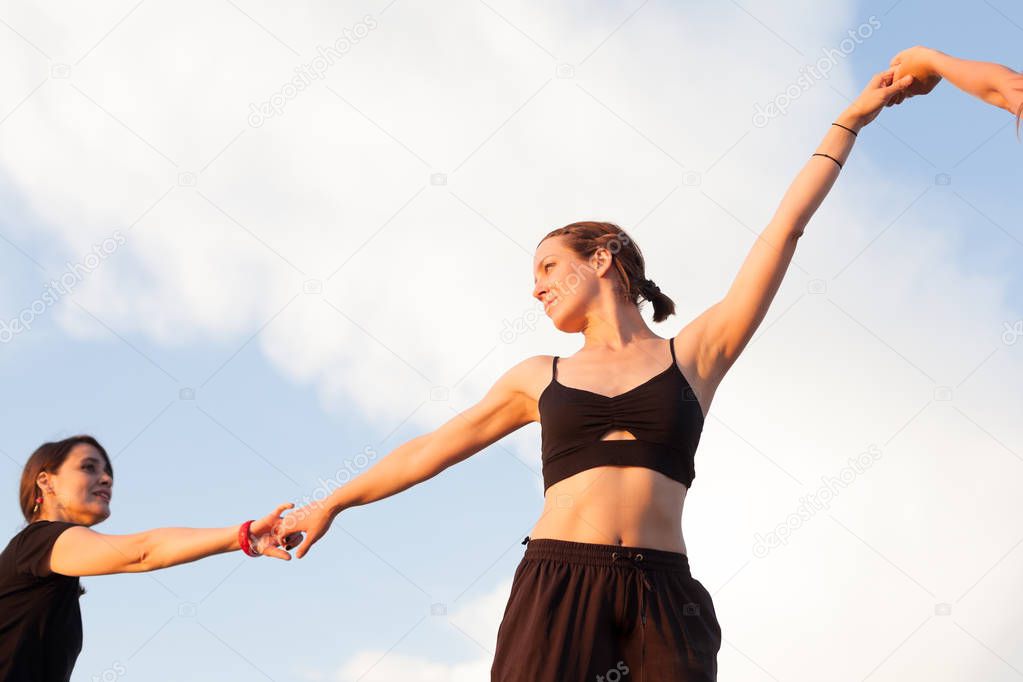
left=93, top=491, right=111, bottom=502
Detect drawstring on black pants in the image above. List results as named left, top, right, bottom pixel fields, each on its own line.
left=612, top=549, right=652, bottom=682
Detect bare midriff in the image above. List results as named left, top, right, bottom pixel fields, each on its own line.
left=528, top=463, right=688, bottom=555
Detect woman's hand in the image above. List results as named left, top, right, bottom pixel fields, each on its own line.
left=890, top=46, right=944, bottom=98
left=839, top=69, right=915, bottom=131
left=272, top=500, right=340, bottom=560
left=249, top=502, right=305, bottom=560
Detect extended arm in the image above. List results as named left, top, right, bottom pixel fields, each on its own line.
left=281, top=356, right=541, bottom=557
left=48, top=502, right=296, bottom=576
left=689, top=70, right=914, bottom=382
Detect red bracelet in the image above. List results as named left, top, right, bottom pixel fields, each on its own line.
left=238, top=520, right=260, bottom=557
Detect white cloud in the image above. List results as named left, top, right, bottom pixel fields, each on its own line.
left=320, top=577, right=512, bottom=682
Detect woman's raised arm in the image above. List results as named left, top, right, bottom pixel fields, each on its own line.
left=689, top=70, right=914, bottom=384
left=279, top=355, right=543, bottom=558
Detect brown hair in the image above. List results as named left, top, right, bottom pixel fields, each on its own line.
left=19, top=435, right=112, bottom=523
left=538, top=221, right=676, bottom=323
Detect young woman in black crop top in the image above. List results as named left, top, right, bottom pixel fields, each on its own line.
left=274, top=70, right=915, bottom=681
left=0, top=435, right=302, bottom=682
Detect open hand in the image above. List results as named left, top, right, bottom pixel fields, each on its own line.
left=249, top=502, right=305, bottom=560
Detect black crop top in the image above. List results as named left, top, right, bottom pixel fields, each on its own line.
left=538, top=337, right=705, bottom=492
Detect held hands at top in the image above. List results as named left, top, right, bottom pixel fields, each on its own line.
left=889, top=46, right=944, bottom=99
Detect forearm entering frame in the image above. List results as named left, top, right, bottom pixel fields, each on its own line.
left=932, top=52, right=1023, bottom=113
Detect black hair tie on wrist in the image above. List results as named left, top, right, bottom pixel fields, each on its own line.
left=812, top=152, right=843, bottom=169
left=831, top=122, right=858, bottom=136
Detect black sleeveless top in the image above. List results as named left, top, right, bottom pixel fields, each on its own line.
left=538, top=337, right=705, bottom=492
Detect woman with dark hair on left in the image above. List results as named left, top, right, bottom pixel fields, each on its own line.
left=0, top=435, right=303, bottom=682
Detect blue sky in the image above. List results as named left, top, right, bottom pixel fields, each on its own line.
left=2, top=1, right=1021, bottom=680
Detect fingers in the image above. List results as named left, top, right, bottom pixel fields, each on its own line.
left=295, top=533, right=319, bottom=560
left=277, top=531, right=304, bottom=551
left=889, top=75, right=913, bottom=103
left=891, top=74, right=914, bottom=90
left=263, top=546, right=292, bottom=561
left=274, top=513, right=304, bottom=543
left=252, top=503, right=296, bottom=536
left=270, top=502, right=294, bottom=518
left=877, top=73, right=912, bottom=107
left=886, top=87, right=908, bottom=107
left=875, top=68, right=896, bottom=89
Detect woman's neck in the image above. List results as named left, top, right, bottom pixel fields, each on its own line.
left=581, top=302, right=657, bottom=350
left=37, top=508, right=75, bottom=524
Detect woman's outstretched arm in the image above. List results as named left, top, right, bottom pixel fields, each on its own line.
left=688, top=70, right=914, bottom=383
left=47, top=502, right=298, bottom=576
left=278, top=356, right=542, bottom=558
left=891, top=46, right=1023, bottom=117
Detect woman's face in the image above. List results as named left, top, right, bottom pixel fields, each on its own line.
left=532, top=237, right=603, bottom=332
left=37, top=444, right=113, bottom=525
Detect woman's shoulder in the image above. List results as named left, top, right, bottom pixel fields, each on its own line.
left=0, top=521, right=84, bottom=582
left=2, top=521, right=82, bottom=561
left=497, top=354, right=557, bottom=392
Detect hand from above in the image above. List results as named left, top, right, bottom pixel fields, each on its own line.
left=890, top=46, right=943, bottom=100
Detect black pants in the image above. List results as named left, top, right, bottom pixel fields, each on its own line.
left=491, top=537, right=721, bottom=681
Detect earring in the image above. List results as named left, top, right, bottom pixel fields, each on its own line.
left=32, top=495, right=42, bottom=514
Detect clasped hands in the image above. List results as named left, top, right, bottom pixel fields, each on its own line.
left=887, top=45, right=944, bottom=104
left=245, top=500, right=338, bottom=560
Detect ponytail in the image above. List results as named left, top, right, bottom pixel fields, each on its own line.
left=637, top=278, right=676, bottom=323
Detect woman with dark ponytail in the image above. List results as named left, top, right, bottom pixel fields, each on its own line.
left=274, top=70, right=915, bottom=680
left=0, top=435, right=302, bottom=682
